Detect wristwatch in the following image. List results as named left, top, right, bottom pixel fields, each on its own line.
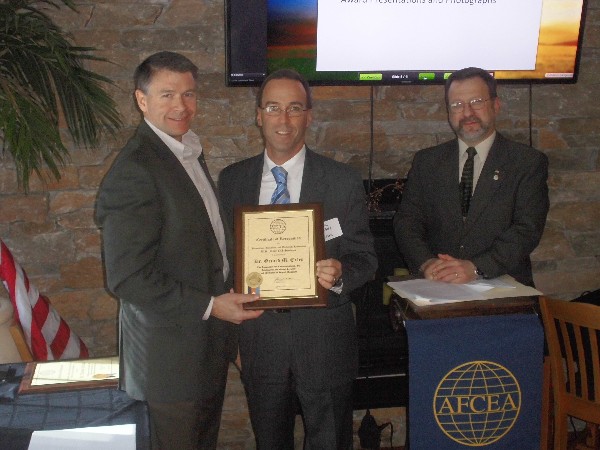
left=474, top=267, right=485, bottom=279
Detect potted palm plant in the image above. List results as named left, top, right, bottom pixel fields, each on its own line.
left=0, top=0, right=121, bottom=190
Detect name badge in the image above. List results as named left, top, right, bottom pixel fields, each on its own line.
left=324, top=218, right=343, bottom=242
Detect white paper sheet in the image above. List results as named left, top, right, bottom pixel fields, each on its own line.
left=28, top=424, right=136, bottom=450
left=316, top=0, right=543, bottom=72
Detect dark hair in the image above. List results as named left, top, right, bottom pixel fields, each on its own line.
left=444, top=67, right=497, bottom=106
left=256, top=69, right=312, bottom=109
left=134, top=51, right=199, bottom=94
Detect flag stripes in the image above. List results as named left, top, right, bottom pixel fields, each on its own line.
left=0, top=239, right=88, bottom=360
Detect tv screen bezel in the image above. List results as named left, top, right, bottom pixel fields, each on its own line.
left=224, top=0, right=588, bottom=87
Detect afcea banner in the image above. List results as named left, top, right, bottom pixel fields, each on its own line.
left=405, top=313, right=544, bottom=449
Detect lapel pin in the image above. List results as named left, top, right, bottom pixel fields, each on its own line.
left=493, top=170, right=500, bottom=181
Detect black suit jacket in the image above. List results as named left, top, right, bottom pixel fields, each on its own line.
left=394, top=133, right=549, bottom=286
left=96, top=121, right=236, bottom=402
left=218, top=148, right=377, bottom=388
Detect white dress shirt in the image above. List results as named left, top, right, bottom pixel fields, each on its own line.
left=258, top=147, right=306, bottom=205
left=145, top=119, right=228, bottom=319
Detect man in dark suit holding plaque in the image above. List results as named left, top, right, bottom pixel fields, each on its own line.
left=96, top=52, right=262, bottom=450
left=394, top=67, right=549, bottom=287
left=218, top=69, right=377, bottom=449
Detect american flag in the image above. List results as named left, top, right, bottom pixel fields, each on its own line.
left=0, top=239, right=88, bottom=360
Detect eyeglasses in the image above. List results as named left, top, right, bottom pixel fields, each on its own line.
left=448, top=98, right=493, bottom=113
left=259, top=104, right=308, bottom=117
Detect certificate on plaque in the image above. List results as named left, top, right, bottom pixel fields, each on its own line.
left=235, top=203, right=327, bottom=310
left=19, top=356, right=119, bottom=394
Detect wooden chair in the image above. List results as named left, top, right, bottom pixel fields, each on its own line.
left=9, top=320, right=33, bottom=362
left=540, top=297, right=600, bottom=450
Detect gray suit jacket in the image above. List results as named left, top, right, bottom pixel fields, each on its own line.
left=394, top=133, right=549, bottom=286
left=218, top=148, right=377, bottom=388
left=96, top=121, right=236, bottom=402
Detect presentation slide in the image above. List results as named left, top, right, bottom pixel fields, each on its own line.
left=316, top=0, right=544, bottom=72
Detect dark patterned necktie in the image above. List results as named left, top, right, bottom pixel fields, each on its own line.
left=271, top=166, right=290, bottom=204
left=460, top=147, right=477, bottom=217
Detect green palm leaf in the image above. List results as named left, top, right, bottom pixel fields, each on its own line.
left=0, top=0, right=122, bottom=190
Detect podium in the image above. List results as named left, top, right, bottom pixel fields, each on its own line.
left=390, top=291, right=545, bottom=450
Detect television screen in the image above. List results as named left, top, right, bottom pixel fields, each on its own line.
left=225, top=0, right=587, bottom=86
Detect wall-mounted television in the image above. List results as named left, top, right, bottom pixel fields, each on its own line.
left=225, top=0, right=587, bottom=86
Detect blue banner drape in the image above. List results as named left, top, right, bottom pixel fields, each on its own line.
left=405, top=313, right=544, bottom=450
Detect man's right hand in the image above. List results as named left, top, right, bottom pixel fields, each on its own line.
left=211, top=290, right=263, bottom=324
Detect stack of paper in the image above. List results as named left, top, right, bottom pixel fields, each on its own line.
left=387, top=275, right=542, bottom=306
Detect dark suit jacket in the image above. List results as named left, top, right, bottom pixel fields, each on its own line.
left=218, top=148, right=377, bottom=388
left=394, top=133, right=549, bottom=286
left=95, top=121, right=236, bottom=402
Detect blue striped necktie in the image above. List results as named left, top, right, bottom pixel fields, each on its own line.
left=271, top=166, right=290, bottom=204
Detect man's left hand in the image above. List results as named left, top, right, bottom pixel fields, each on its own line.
left=316, top=258, right=342, bottom=289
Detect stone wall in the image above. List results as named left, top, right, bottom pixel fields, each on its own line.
left=0, top=0, right=599, bottom=359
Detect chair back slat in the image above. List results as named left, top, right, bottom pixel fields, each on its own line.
left=558, top=319, right=576, bottom=395
left=593, top=330, right=600, bottom=402
left=574, top=324, right=589, bottom=399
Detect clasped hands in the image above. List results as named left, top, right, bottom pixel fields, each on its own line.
left=422, top=254, right=477, bottom=284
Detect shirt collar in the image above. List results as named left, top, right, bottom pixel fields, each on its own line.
left=262, top=145, right=307, bottom=175
left=458, top=131, right=496, bottom=160
left=144, top=119, right=203, bottom=162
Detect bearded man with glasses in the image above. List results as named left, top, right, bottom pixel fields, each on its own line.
left=394, top=66, right=549, bottom=287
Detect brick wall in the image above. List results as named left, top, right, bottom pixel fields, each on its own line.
left=0, top=0, right=599, bottom=362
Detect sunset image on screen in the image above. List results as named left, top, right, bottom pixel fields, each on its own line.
left=495, top=0, right=584, bottom=79
left=266, top=0, right=320, bottom=78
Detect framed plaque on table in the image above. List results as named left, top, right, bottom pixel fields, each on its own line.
left=234, top=203, right=327, bottom=310
left=19, top=356, right=119, bottom=394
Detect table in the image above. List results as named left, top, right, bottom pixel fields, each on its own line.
left=0, top=363, right=150, bottom=450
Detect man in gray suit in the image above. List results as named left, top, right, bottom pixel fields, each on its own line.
left=394, top=67, right=549, bottom=287
left=96, top=52, right=262, bottom=450
left=218, top=69, right=377, bottom=449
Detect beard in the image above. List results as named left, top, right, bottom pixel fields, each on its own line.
left=452, top=115, right=492, bottom=145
